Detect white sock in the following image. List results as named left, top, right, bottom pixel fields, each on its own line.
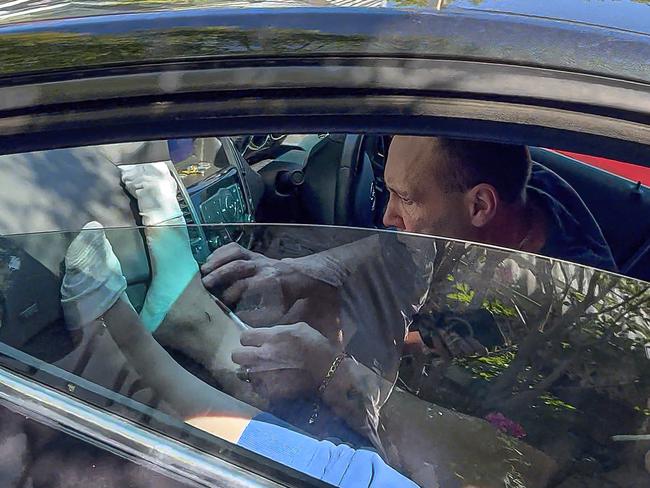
left=120, top=163, right=199, bottom=332
left=61, top=221, right=127, bottom=329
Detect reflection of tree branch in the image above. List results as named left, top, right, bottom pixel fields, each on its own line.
left=485, top=269, right=618, bottom=406
left=486, top=329, right=549, bottom=402
left=559, top=263, right=571, bottom=290
left=494, top=286, right=542, bottom=308
left=541, top=266, right=574, bottom=334
left=506, top=358, right=576, bottom=410
left=595, top=306, right=641, bottom=335
left=423, top=242, right=471, bottom=312
left=498, top=289, right=633, bottom=410
left=470, top=251, right=505, bottom=308
left=507, top=320, right=621, bottom=410
left=549, top=272, right=616, bottom=334
left=586, top=286, right=649, bottom=318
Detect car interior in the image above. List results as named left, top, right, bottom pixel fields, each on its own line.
left=0, top=130, right=647, bottom=486
left=0, top=132, right=648, bottom=357
left=238, top=133, right=650, bottom=281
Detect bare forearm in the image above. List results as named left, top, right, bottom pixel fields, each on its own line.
left=380, top=390, right=556, bottom=488
left=103, top=298, right=258, bottom=422
left=153, top=274, right=242, bottom=373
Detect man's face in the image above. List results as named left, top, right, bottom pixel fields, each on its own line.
left=383, top=136, right=473, bottom=239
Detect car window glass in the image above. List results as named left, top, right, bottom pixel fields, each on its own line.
left=0, top=223, right=648, bottom=488
left=0, top=136, right=648, bottom=487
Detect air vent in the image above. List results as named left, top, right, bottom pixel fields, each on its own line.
left=175, top=188, right=209, bottom=263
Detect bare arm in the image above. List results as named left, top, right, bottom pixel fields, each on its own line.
left=102, top=297, right=258, bottom=442
left=103, top=300, right=420, bottom=488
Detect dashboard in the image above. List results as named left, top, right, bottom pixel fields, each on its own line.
left=170, top=137, right=257, bottom=262
left=192, top=168, right=252, bottom=250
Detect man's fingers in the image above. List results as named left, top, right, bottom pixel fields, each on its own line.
left=239, top=324, right=301, bottom=346
left=201, top=260, right=257, bottom=291
left=236, top=307, right=282, bottom=326
left=220, top=280, right=249, bottom=306
left=239, top=326, right=283, bottom=347
left=231, top=346, right=260, bottom=366
left=200, top=242, right=251, bottom=275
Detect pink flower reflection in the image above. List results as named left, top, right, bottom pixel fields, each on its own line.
left=485, top=412, right=527, bottom=439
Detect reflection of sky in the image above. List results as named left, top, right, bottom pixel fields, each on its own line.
left=389, top=0, right=650, bottom=35
left=2, top=0, right=649, bottom=35
left=0, top=1, right=381, bottom=24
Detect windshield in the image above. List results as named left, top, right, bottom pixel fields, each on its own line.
left=0, top=223, right=647, bottom=487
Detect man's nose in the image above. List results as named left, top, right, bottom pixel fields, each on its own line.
left=383, top=200, right=402, bottom=229
left=382, top=212, right=393, bottom=228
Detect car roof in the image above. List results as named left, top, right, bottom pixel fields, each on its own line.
left=0, top=1, right=648, bottom=83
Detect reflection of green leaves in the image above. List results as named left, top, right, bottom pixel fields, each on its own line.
left=476, top=352, right=514, bottom=370
left=406, top=240, right=649, bottom=476
left=540, top=393, right=577, bottom=412
left=482, top=298, right=516, bottom=318
left=447, top=282, right=475, bottom=304
left=456, top=351, right=515, bottom=381
left=633, top=405, right=650, bottom=416
left=570, top=290, right=586, bottom=302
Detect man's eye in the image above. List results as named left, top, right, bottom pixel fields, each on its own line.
left=401, top=197, right=414, bottom=206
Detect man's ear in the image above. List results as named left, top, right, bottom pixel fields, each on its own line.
left=465, top=184, right=498, bottom=228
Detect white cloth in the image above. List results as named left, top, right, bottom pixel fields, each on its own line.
left=61, top=221, right=127, bottom=329
left=120, top=162, right=182, bottom=226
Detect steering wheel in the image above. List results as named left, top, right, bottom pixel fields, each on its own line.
left=235, top=134, right=288, bottom=164
left=333, top=134, right=387, bottom=228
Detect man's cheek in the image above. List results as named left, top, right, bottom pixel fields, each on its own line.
left=405, top=209, right=429, bottom=234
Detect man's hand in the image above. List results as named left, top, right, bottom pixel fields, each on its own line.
left=200, top=243, right=340, bottom=332
left=231, top=323, right=341, bottom=402
left=201, top=242, right=299, bottom=309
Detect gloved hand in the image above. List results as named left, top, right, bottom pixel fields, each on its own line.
left=120, top=162, right=182, bottom=226
left=119, top=162, right=199, bottom=332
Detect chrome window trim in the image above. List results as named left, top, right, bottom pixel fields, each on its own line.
left=0, top=363, right=285, bottom=488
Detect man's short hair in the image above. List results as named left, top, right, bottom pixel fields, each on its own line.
left=434, top=138, right=532, bottom=203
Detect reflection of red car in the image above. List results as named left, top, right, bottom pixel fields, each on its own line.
left=554, top=151, right=650, bottom=186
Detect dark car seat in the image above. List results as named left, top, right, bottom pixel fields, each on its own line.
left=302, top=134, right=377, bottom=227
left=530, top=148, right=650, bottom=281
